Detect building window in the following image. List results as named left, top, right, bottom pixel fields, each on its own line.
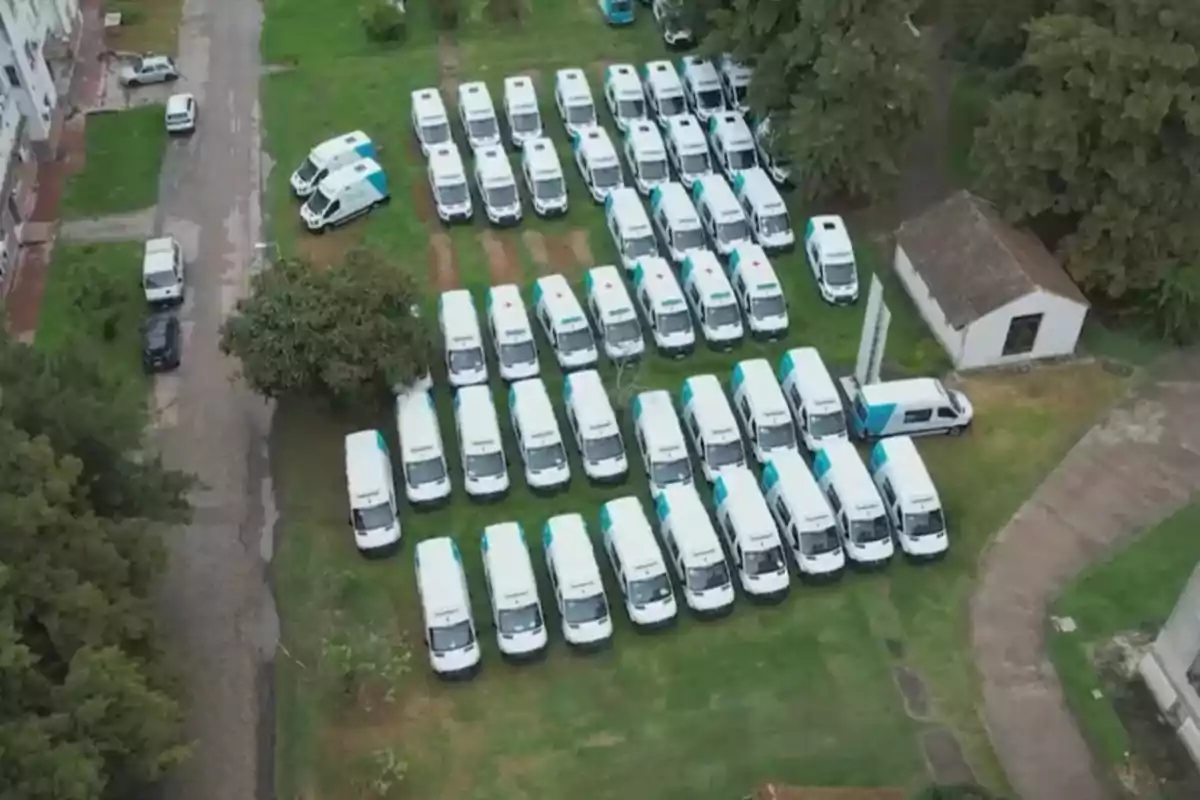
left=4, top=66, right=19, bottom=88
left=1002, top=313, right=1043, bottom=356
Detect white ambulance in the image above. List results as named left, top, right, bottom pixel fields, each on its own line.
left=713, top=466, right=791, bottom=600
left=730, top=358, right=798, bottom=463
left=691, top=174, right=752, bottom=257
left=533, top=274, right=599, bottom=370
left=813, top=440, right=893, bottom=567
left=300, top=159, right=389, bottom=233
left=603, top=63, right=648, bottom=132
left=761, top=451, right=844, bottom=578
left=641, top=60, right=688, bottom=126
left=457, top=81, right=502, bottom=150
left=502, top=75, right=542, bottom=147
left=343, top=430, right=402, bottom=556
left=414, top=537, right=481, bottom=678
left=663, top=115, right=713, bottom=188
left=717, top=54, right=752, bottom=112
left=631, top=389, right=693, bottom=497
left=572, top=126, right=625, bottom=202
left=453, top=384, right=510, bottom=500
left=395, top=388, right=451, bottom=507
left=649, top=182, right=706, bottom=263
left=438, top=289, right=488, bottom=387
left=542, top=514, right=613, bottom=648
left=604, top=187, right=659, bottom=269
left=584, top=265, right=645, bottom=362
left=804, top=214, right=859, bottom=304
left=481, top=522, right=549, bottom=659
left=728, top=244, right=788, bottom=339
left=733, top=167, right=794, bottom=251
left=654, top=485, right=735, bottom=616
left=678, top=55, right=725, bottom=121
left=473, top=145, right=522, bottom=226
left=485, top=283, right=539, bottom=382
left=706, top=111, right=758, bottom=182
left=554, top=67, right=598, bottom=136
left=564, top=369, right=628, bottom=483
left=520, top=137, right=568, bottom=217
left=426, top=143, right=473, bottom=223
left=411, top=88, right=452, bottom=155
left=868, top=436, right=949, bottom=561
left=680, top=373, right=746, bottom=481
left=631, top=257, right=695, bottom=357
left=508, top=378, right=571, bottom=492
left=680, top=250, right=744, bottom=349
left=778, top=346, right=847, bottom=452
left=623, top=121, right=670, bottom=196
left=600, top=496, right=678, bottom=628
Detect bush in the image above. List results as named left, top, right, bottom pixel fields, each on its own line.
left=432, top=0, right=459, bottom=30
left=485, top=0, right=521, bottom=23
left=360, top=0, right=407, bottom=43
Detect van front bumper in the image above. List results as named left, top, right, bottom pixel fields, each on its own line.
left=487, top=211, right=522, bottom=228
left=357, top=538, right=402, bottom=559
left=528, top=476, right=571, bottom=496
left=751, top=324, right=788, bottom=342
left=690, top=600, right=735, bottom=620
left=705, top=333, right=743, bottom=352
left=586, top=466, right=628, bottom=486
left=466, top=486, right=509, bottom=504
left=534, top=201, right=568, bottom=218
left=744, top=585, right=790, bottom=605
left=438, top=206, right=473, bottom=224
left=656, top=340, right=694, bottom=359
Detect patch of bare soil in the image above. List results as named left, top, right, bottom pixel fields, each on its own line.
left=437, top=34, right=460, bottom=100
left=545, top=233, right=578, bottom=272
left=521, top=229, right=550, bottom=272
left=480, top=230, right=522, bottom=283
left=296, top=226, right=361, bottom=269
left=566, top=228, right=594, bottom=270
left=410, top=180, right=434, bottom=225
left=428, top=232, right=460, bottom=291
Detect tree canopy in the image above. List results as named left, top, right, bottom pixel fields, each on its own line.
left=220, top=248, right=434, bottom=406
left=704, top=0, right=928, bottom=202
left=0, top=332, right=190, bottom=800
left=971, top=0, right=1200, bottom=341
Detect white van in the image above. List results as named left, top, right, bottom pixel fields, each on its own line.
left=290, top=130, right=375, bottom=197
left=733, top=167, right=794, bottom=250
left=520, top=137, right=568, bottom=217
left=554, top=68, right=598, bottom=136
left=604, top=187, right=659, bottom=269
left=650, top=182, right=706, bottom=263
left=142, top=236, right=185, bottom=306
left=631, top=257, right=695, bottom=357
left=728, top=244, right=787, bottom=339
left=300, top=158, right=389, bottom=233
left=503, top=75, right=542, bottom=148
left=641, top=60, right=688, bottom=126
left=748, top=112, right=791, bottom=186
left=414, top=537, right=481, bottom=678
left=846, top=377, right=974, bottom=440
left=713, top=467, right=791, bottom=600
left=869, top=436, right=949, bottom=561
left=473, top=145, right=522, bottom=226
left=572, top=126, right=624, bottom=202
left=804, top=214, right=859, bottom=304
left=813, top=440, right=893, bottom=567
left=453, top=384, right=510, bottom=500
left=457, top=81, right=502, bottom=150
left=678, top=55, right=725, bottom=121
left=761, top=451, right=844, bottom=578
left=411, top=89, right=452, bottom=155
left=584, top=265, right=645, bottom=362
left=664, top=115, right=713, bottom=188
left=599, top=496, right=678, bottom=628
left=542, top=514, right=614, bottom=648
left=438, top=289, right=488, bottom=386
left=485, top=283, right=539, bottom=382
left=623, top=121, right=670, bottom=196
left=718, top=54, right=753, bottom=112
left=680, top=373, right=746, bottom=482
left=564, top=369, right=628, bottom=483
left=603, top=63, right=648, bottom=132
left=481, top=522, right=549, bottom=659
left=631, top=389, right=693, bottom=497
left=778, top=347, right=847, bottom=452
left=533, top=274, right=599, bottom=370
left=730, top=358, right=798, bottom=463
left=691, top=174, right=752, bottom=257
left=395, top=388, right=451, bottom=506
left=427, top=143, right=473, bottom=223
left=681, top=251, right=744, bottom=349
left=343, top=430, right=402, bottom=555
left=706, top=111, right=758, bottom=181
left=508, top=378, right=571, bottom=492
left=654, top=485, right=735, bottom=615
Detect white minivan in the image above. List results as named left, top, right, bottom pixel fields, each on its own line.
left=678, top=55, right=725, bottom=121
left=453, top=385, right=510, bottom=500
left=503, top=75, right=543, bottom=148
left=730, top=358, right=799, bottom=463
left=778, top=346, right=848, bottom=452
left=717, top=54, right=753, bottom=112
left=600, top=496, right=678, bottom=628
left=543, top=514, right=614, bottom=649
left=681, top=250, right=744, bottom=349
left=564, top=369, right=628, bottom=483
left=631, top=257, right=695, bottom=357
left=508, top=378, right=571, bottom=492
left=623, top=121, right=671, bottom=196
left=691, top=174, right=752, bottom=257
left=474, top=145, right=522, bottom=226
left=481, top=522, right=549, bottom=660
left=663, top=115, right=713, bottom=188
left=641, top=60, right=688, bottom=126
left=605, top=187, right=659, bottom=269
left=761, top=451, right=845, bottom=579
left=343, top=429, right=402, bottom=556
left=585, top=265, right=645, bottom=362
left=521, top=137, right=568, bottom=217
left=733, top=167, right=794, bottom=251
left=572, top=126, right=625, bottom=203
left=813, top=440, right=894, bottom=568
left=438, top=289, right=488, bottom=387
left=649, top=182, right=706, bottom=263
left=485, top=283, right=540, bottom=382
left=603, top=63, right=648, bottom=132
left=427, top=142, right=473, bottom=223
left=457, top=81, right=502, bottom=150
left=869, top=436, right=949, bottom=561
left=300, top=159, right=389, bottom=233
left=631, top=389, right=693, bottom=498
left=713, top=466, right=791, bottom=601
left=680, top=373, right=746, bottom=482
left=706, top=111, right=758, bottom=182
left=533, top=274, right=599, bottom=370
left=142, top=236, right=185, bottom=306
left=411, top=88, right=452, bottom=155
left=846, top=377, right=974, bottom=440
left=804, top=214, right=859, bottom=305
left=414, top=537, right=482, bottom=678
left=748, top=112, right=792, bottom=187
left=290, top=130, right=376, bottom=197
left=395, top=388, right=452, bottom=507
left=728, top=244, right=788, bottom=339
left=654, top=485, right=735, bottom=616
left=555, top=67, right=598, bottom=135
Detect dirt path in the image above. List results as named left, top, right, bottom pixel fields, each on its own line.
left=428, top=233, right=460, bottom=291
left=971, top=349, right=1200, bottom=800
left=480, top=230, right=522, bottom=283
left=437, top=34, right=460, bottom=99
left=521, top=230, right=550, bottom=272
left=410, top=180, right=434, bottom=225
left=565, top=228, right=594, bottom=272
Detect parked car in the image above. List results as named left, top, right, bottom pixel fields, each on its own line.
left=141, top=313, right=182, bottom=373
left=120, top=55, right=180, bottom=87
left=164, top=93, right=197, bottom=134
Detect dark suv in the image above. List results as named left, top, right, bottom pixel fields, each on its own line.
left=141, top=313, right=182, bottom=373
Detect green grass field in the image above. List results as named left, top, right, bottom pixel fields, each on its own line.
left=61, top=105, right=166, bottom=219
left=262, top=3, right=1131, bottom=798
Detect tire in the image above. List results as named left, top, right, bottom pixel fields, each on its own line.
left=166, top=73, right=180, bottom=82
left=948, top=426, right=964, bottom=437
left=127, top=78, right=141, bottom=87
left=313, top=224, right=327, bottom=236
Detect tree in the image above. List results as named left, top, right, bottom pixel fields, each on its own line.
left=971, top=0, right=1200, bottom=341
left=945, top=0, right=1055, bottom=68
left=704, top=0, right=928, bottom=202
left=220, top=248, right=434, bottom=406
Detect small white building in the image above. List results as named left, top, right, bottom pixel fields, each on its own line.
left=893, top=191, right=1089, bottom=370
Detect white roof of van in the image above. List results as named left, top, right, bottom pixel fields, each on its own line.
left=482, top=522, right=538, bottom=602
left=806, top=214, right=854, bottom=258
left=683, top=251, right=735, bottom=301
left=534, top=274, right=588, bottom=322
left=762, top=450, right=835, bottom=526
left=428, top=143, right=466, bottom=179
left=860, top=377, right=953, bottom=407
left=693, top=175, right=742, bottom=218
left=713, top=466, right=778, bottom=547
left=682, top=374, right=739, bottom=440
left=734, top=168, right=785, bottom=211
left=718, top=54, right=753, bottom=84
left=633, top=390, right=687, bottom=453
left=601, top=496, right=664, bottom=572
left=709, top=112, right=754, bottom=148
left=321, top=158, right=383, bottom=193
left=344, top=429, right=389, bottom=500
left=396, top=389, right=442, bottom=459
left=509, top=378, right=559, bottom=439
left=655, top=485, right=723, bottom=562
left=165, top=93, right=193, bottom=115
left=457, top=81, right=496, bottom=115
left=666, top=115, right=708, bottom=150
left=503, top=75, right=537, bottom=108
left=455, top=384, right=502, bottom=451
left=440, top=289, right=482, bottom=340
left=565, top=370, right=618, bottom=433
left=556, top=68, right=593, bottom=103
left=779, top=347, right=840, bottom=407
left=815, top=440, right=881, bottom=509
left=312, top=130, right=370, bottom=161
left=732, top=359, right=791, bottom=419
left=874, top=436, right=938, bottom=503
left=605, top=63, right=642, bottom=96
left=643, top=60, right=683, bottom=94
left=545, top=514, right=603, bottom=594
left=607, top=187, right=652, bottom=234
left=415, top=537, right=470, bottom=618
left=651, top=183, right=699, bottom=225
left=586, top=265, right=637, bottom=321
left=522, top=138, right=562, bottom=176
left=474, top=146, right=515, bottom=184
left=575, top=126, right=619, bottom=165
left=679, top=55, right=720, bottom=88
left=627, top=121, right=666, bottom=156
left=730, top=245, right=782, bottom=296
left=142, top=237, right=174, bottom=276
left=632, top=257, right=687, bottom=309
left=411, top=88, right=447, bottom=120
left=487, top=283, right=532, bottom=335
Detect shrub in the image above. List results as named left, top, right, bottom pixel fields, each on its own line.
left=432, top=0, right=459, bottom=30
left=485, top=0, right=521, bottom=23
left=360, top=0, right=407, bottom=43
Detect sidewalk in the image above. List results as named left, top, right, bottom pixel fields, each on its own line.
left=971, top=348, right=1200, bottom=800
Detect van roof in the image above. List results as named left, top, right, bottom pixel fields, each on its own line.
left=344, top=429, right=390, bottom=502
left=522, top=137, right=562, bottom=175
left=605, top=187, right=653, bottom=235
left=474, top=146, right=516, bottom=184
left=665, top=115, right=708, bottom=150
left=679, top=55, right=720, bottom=88
left=439, top=289, right=483, bottom=341
left=396, top=389, right=443, bottom=460
left=642, top=60, right=683, bottom=94
left=718, top=54, right=753, bottom=84
left=585, top=265, right=637, bottom=322
left=692, top=175, right=742, bottom=218
left=761, top=450, right=836, bottom=527
left=415, top=537, right=470, bottom=619
left=733, top=168, right=785, bottom=212
left=779, top=347, right=841, bottom=409
left=142, top=237, right=175, bottom=276
left=713, top=466, right=779, bottom=548
left=533, top=274, right=589, bottom=328
left=481, top=522, right=538, bottom=603
left=632, top=389, right=688, bottom=453
left=572, top=126, right=619, bottom=165
left=805, top=214, right=854, bottom=258
left=650, top=183, right=700, bottom=226
left=312, top=130, right=370, bottom=161
left=544, top=514, right=603, bottom=594
left=870, top=436, right=939, bottom=504
left=508, top=378, right=561, bottom=440
left=564, top=370, right=619, bottom=435
left=626, top=121, right=666, bottom=156
left=604, top=63, right=642, bottom=95
left=654, top=485, right=724, bottom=563
left=682, top=251, right=736, bottom=301
left=486, top=283, right=533, bottom=339
left=457, top=81, right=496, bottom=115
left=681, top=374, right=740, bottom=442
left=556, top=68, right=593, bottom=103
left=454, top=384, right=502, bottom=451
left=320, top=158, right=384, bottom=193
left=813, top=440, right=882, bottom=511
left=428, top=143, right=466, bottom=179
left=411, top=88, right=448, bottom=120
left=166, top=93, right=193, bottom=115
left=729, top=245, right=782, bottom=297
left=503, top=75, right=537, bottom=108
left=600, top=496, right=666, bottom=575
left=631, top=257, right=687, bottom=309
left=731, top=359, right=792, bottom=421
left=860, top=377, right=953, bottom=407
left=708, top=112, right=754, bottom=147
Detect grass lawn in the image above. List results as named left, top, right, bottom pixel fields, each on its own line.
left=262, top=3, right=1131, bottom=798
left=1048, top=502, right=1200, bottom=795
left=107, top=0, right=184, bottom=54
left=61, top=106, right=166, bottom=219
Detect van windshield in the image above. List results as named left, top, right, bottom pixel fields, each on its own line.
left=809, top=412, right=846, bottom=439
left=421, top=122, right=451, bottom=144
left=567, top=104, right=595, bottom=126
left=449, top=346, right=485, bottom=373
left=745, top=545, right=786, bottom=576
left=606, top=319, right=641, bottom=344
left=686, top=561, right=731, bottom=591
left=437, top=181, right=469, bottom=205
left=731, top=84, right=748, bottom=105
left=708, top=303, right=741, bottom=328
left=660, top=96, right=686, bottom=116
left=728, top=148, right=756, bottom=170
left=761, top=212, right=790, bottom=235
left=706, top=441, right=744, bottom=469
left=468, top=117, right=498, bottom=140
left=851, top=514, right=891, bottom=544
left=906, top=509, right=945, bottom=538
left=585, top=433, right=624, bottom=461
left=628, top=573, right=672, bottom=605
left=681, top=152, right=709, bottom=175
left=352, top=502, right=395, bottom=532
left=486, top=184, right=517, bottom=207
left=651, top=456, right=691, bottom=486
left=500, top=340, right=537, bottom=366
left=429, top=620, right=475, bottom=653
left=639, top=158, right=668, bottom=181
left=717, top=219, right=750, bottom=243
left=466, top=452, right=504, bottom=479
left=823, top=261, right=856, bottom=287
left=295, top=157, right=320, bottom=181
left=564, top=593, right=608, bottom=625
left=618, top=98, right=645, bottom=119
left=697, top=89, right=724, bottom=110
left=758, top=422, right=795, bottom=450
left=528, top=442, right=567, bottom=472
left=592, top=165, right=621, bottom=189
left=511, top=112, right=540, bottom=133
left=305, top=189, right=333, bottom=215
left=625, top=235, right=658, bottom=259
left=559, top=328, right=595, bottom=354
left=144, top=270, right=178, bottom=290
left=658, top=310, right=691, bottom=334
left=800, top=525, right=841, bottom=556
left=498, top=603, right=543, bottom=635
left=673, top=228, right=706, bottom=251
left=750, top=294, right=786, bottom=319
left=534, top=177, right=565, bottom=200
left=407, top=457, right=446, bottom=487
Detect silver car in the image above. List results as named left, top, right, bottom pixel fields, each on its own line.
left=120, top=55, right=180, bottom=87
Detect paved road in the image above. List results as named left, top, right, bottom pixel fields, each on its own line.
left=971, top=349, right=1200, bottom=800
left=148, top=0, right=276, bottom=797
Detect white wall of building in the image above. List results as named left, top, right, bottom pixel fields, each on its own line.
left=0, top=0, right=73, bottom=142
left=893, top=242, right=967, bottom=364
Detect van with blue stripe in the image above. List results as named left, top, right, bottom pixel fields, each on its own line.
left=761, top=451, right=843, bottom=579
left=654, top=484, right=734, bottom=616
left=681, top=250, right=743, bottom=349
left=813, top=440, right=892, bottom=568
left=730, top=358, right=797, bottom=464
left=414, top=537, right=481, bottom=678
left=631, top=257, right=695, bottom=357
left=778, top=347, right=847, bottom=452
left=600, top=496, right=677, bottom=628
left=650, top=182, right=706, bottom=263
left=868, top=436, right=948, bottom=561
left=543, top=514, right=613, bottom=649
left=533, top=274, right=598, bottom=370
left=728, top=244, right=787, bottom=339
left=847, top=377, right=974, bottom=440
left=300, top=158, right=389, bottom=233
left=481, top=522, right=548, bottom=660
left=585, top=266, right=644, bottom=362
left=680, top=373, right=745, bottom=482
left=290, top=130, right=376, bottom=197
left=343, top=429, right=401, bottom=556
left=631, top=389, right=692, bottom=498
left=713, top=466, right=790, bottom=601
left=691, top=174, right=751, bottom=257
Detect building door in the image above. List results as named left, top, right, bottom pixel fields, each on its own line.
left=1002, top=313, right=1043, bottom=356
